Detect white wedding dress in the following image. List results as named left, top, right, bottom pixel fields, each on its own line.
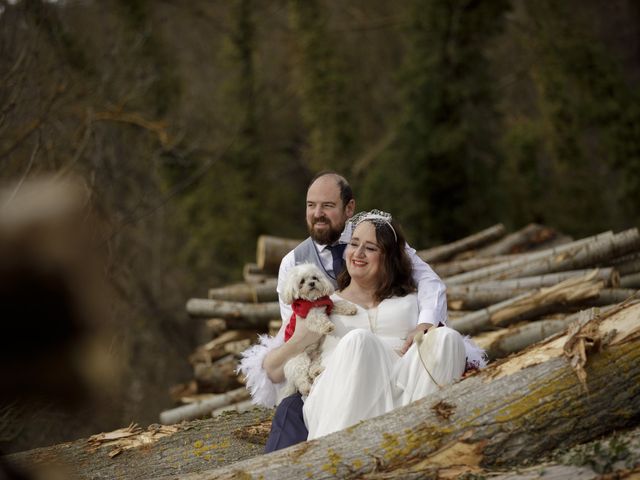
left=303, top=292, right=467, bottom=440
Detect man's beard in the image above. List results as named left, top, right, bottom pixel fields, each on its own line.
left=308, top=217, right=344, bottom=245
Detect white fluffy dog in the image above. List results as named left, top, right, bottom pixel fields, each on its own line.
left=280, top=263, right=356, bottom=397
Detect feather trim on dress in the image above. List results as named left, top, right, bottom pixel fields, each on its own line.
left=463, top=335, right=488, bottom=371
left=237, top=333, right=285, bottom=408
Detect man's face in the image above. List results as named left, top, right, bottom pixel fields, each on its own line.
left=305, top=176, right=354, bottom=245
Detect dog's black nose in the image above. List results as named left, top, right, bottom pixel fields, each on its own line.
left=308, top=281, right=315, bottom=288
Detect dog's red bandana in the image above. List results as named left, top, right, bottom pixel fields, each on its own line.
left=284, top=296, right=334, bottom=342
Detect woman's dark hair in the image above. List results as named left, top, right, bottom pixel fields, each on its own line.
left=337, top=218, right=416, bottom=300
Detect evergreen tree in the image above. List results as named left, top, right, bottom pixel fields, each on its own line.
left=288, top=0, right=357, bottom=174
left=170, top=0, right=264, bottom=283
left=502, top=1, right=640, bottom=235
left=362, top=0, right=509, bottom=246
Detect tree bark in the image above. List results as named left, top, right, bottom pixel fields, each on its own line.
left=582, top=288, right=639, bottom=307
left=608, top=252, right=640, bottom=275
left=158, top=301, right=640, bottom=479
left=208, top=279, right=278, bottom=303
left=449, top=272, right=605, bottom=334
left=446, top=229, right=638, bottom=285
left=185, top=299, right=280, bottom=329
left=363, top=423, right=640, bottom=479
left=473, top=317, right=570, bottom=360
left=417, top=224, right=506, bottom=263
left=256, top=235, right=301, bottom=275
left=6, top=409, right=273, bottom=479
left=620, top=272, right=640, bottom=289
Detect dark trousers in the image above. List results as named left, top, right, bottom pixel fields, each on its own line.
left=264, top=393, right=308, bottom=452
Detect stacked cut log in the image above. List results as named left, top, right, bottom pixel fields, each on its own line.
left=169, top=223, right=640, bottom=433
left=435, top=226, right=640, bottom=361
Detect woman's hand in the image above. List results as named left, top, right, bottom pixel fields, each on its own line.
left=399, top=323, right=432, bottom=355
left=288, top=316, right=324, bottom=348
left=263, top=317, right=323, bottom=383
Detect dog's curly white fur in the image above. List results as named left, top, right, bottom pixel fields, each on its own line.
left=280, top=263, right=356, bottom=397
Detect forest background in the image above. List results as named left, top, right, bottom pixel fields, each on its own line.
left=0, top=0, right=639, bottom=453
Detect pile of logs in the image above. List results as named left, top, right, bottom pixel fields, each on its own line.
left=165, top=222, right=640, bottom=425
left=9, top=223, right=640, bottom=479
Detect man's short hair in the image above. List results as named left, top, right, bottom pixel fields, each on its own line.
left=309, top=171, right=354, bottom=208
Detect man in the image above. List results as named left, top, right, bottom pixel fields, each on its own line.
left=238, top=171, right=447, bottom=451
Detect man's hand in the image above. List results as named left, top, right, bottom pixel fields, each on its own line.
left=400, top=323, right=432, bottom=355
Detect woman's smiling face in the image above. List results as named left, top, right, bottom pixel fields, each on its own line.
left=346, top=221, right=383, bottom=286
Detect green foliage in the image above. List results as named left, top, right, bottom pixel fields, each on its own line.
left=288, top=0, right=357, bottom=174
left=500, top=0, right=640, bottom=235
left=22, top=0, right=95, bottom=75
left=362, top=0, right=510, bottom=246
left=115, top=0, right=181, bottom=115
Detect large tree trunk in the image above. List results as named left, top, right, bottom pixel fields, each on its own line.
left=8, top=302, right=640, bottom=479
left=417, top=224, right=506, bottom=263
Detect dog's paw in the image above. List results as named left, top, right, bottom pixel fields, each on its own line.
left=306, top=309, right=335, bottom=334
left=333, top=300, right=358, bottom=316
left=319, top=319, right=334, bottom=334
left=309, top=363, right=324, bottom=379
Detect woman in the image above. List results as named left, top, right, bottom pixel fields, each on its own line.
left=302, top=210, right=483, bottom=439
